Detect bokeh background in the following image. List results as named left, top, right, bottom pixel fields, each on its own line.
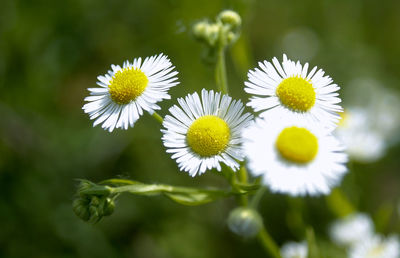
left=1, top=0, right=400, bottom=257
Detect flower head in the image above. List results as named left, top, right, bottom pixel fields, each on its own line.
left=330, top=213, right=375, bottom=247
left=245, top=54, right=342, bottom=131
left=349, top=235, right=400, bottom=258
left=336, top=108, right=387, bottom=163
left=243, top=118, right=348, bottom=196
left=281, top=241, right=308, bottom=258
left=83, top=54, right=179, bottom=132
left=162, top=89, right=253, bottom=176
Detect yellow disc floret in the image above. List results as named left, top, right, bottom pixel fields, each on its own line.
left=108, top=67, right=148, bottom=105
left=187, top=115, right=230, bottom=157
left=276, top=76, right=316, bottom=112
left=338, top=110, right=348, bottom=128
left=276, top=126, right=318, bottom=163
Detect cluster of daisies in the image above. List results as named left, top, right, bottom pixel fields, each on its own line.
left=330, top=213, right=400, bottom=258
left=335, top=80, right=400, bottom=163
left=279, top=213, right=400, bottom=258
left=83, top=52, right=348, bottom=196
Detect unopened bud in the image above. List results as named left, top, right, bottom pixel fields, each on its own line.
left=77, top=180, right=94, bottom=197
left=99, top=197, right=115, bottom=216
left=227, top=207, right=263, bottom=238
left=226, top=31, right=238, bottom=44
left=72, top=198, right=91, bottom=221
left=72, top=195, right=115, bottom=223
left=206, top=23, right=220, bottom=46
left=218, top=10, right=241, bottom=29
left=193, top=21, right=209, bottom=40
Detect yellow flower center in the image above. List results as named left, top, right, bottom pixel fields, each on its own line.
left=186, top=115, right=230, bottom=157
left=276, top=76, right=316, bottom=112
left=108, top=67, right=148, bottom=105
left=276, top=126, right=318, bottom=163
left=338, top=110, right=348, bottom=127
left=368, top=245, right=385, bottom=257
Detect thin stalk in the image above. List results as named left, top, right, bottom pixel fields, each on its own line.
left=215, top=46, right=229, bottom=94
left=237, top=166, right=249, bottom=206
left=215, top=24, right=229, bottom=95
left=258, top=228, right=282, bottom=258
left=235, top=165, right=281, bottom=257
left=326, top=188, right=355, bottom=218
left=250, top=186, right=266, bottom=209
left=151, top=111, right=163, bottom=124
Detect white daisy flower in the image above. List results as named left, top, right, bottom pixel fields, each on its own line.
left=349, top=235, right=400, bottom=258
left=336, top=108, right=386, bottom=163
left=336, top=78, right=400, bottom=162
left=244, top=54, right=342, bottom=131
left=330, top=213, right=374, bottom=247
left=83, top=53, right=179, bottom=132
left=281, top=241, right=308, bottom=258
left=162, top=89, right=253, bottom=177
left=243, top=118, right=348, bottom=196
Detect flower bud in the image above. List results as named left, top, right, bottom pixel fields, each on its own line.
left=193, top=21, right=209, bottom=40
left=227, top=207, right=263, bottom=238
left=205, top=23, right=220, bottom=46
left=98, top=197, right=115, bottom=216
left=77, top=180, right=94, bottom=197
left=226, top=31, right=238, bottom=45
left=72, top=198, right=91, bottom=221
left=72, top=194, right=115, bottom=223
left=218, top=10, right=241, bottom=29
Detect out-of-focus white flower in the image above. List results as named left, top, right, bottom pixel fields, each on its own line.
left=330, top=213, right=374, bottom=247
left=349, top=235, right=400, bottom=258
left=336, top=108, right=386, bottom=162
left=337, top=78, right=400, bottom=162
left=281, top=241, right=308, bottom=258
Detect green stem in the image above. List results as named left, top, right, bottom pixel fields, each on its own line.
left=258, top=228, right=282, bottom=258
left=326, top=188, right=355, bottom=218
left=215, top=46, right=229, bottom=94
left=151, top=111, right=163, bottom=124
left=234, top=165, right=281, bottom=257
left=215, top=25, right=229, bottom=95
left=111, top=183, right=229, bottom=196
left=237, top=166, right=249, bottom=206
left=250, top=186, right=266, bottom=209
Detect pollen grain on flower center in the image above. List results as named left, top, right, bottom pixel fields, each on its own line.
left=276, top=76, right=316, bottom=112
left=108, top=67, right=148, bottom=105
left=186, top=115, right=230, bottom=157
left=276, top=126, right=318, bottom=163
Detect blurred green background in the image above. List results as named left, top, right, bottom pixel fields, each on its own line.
left=1, top=0, right=400, bottom=257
